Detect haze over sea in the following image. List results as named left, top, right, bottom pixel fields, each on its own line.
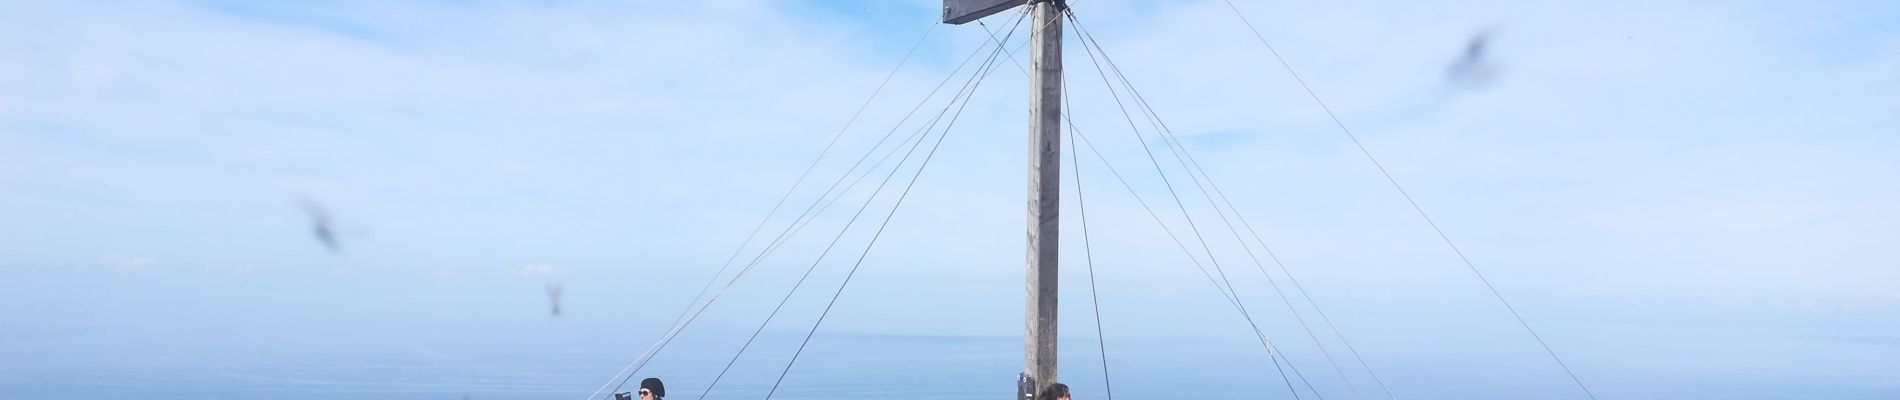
left=4, top=269, right=1895, bottom=400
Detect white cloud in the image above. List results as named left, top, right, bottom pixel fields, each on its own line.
left=103, top=255, right=155, bottom=272
left=0, top=4, right=1895, bottom=396
left=0, top=1, right=982, bottom=274
left=1054, top=0, right=1900, bottom=310
left=0, top=0, right=1893, bottom=336
left=514, top=264, right=567, bottom=279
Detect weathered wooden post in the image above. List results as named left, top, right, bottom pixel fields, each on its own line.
left=942, top=0, right=1064, bottom=398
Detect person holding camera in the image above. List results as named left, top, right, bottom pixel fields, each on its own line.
left=614, top=377, right=665, bottom=400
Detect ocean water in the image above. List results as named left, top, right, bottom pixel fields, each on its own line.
left=6, top=330, right=1897, bottom=400
left=0, top=331, right=1421, bottom=400
left=3, top=271, right=1897, bottom=400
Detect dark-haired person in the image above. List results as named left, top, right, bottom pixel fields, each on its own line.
left=614, top=377, right=666, bottom=400
left=639, top=378, right=666, bottom=400
left=1038, top=383, right=1070, bottom=400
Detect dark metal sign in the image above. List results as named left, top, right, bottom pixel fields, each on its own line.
left=942, top=0, right=1026, bottom=25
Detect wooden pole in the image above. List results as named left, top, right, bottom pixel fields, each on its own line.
left=1024, top=0, right=1063, bottom=395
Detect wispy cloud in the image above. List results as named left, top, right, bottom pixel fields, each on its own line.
left=514, top=264, right=566, bottom=279
left=103, top=255, right=155, bottom=272
left=0, top=3, right=1896, bottom=398
left=0, top=0, right=1894, bottom=337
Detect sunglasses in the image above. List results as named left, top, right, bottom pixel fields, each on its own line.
left=639, top=390, right=653, bottom=396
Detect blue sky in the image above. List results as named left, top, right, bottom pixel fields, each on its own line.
left=3, top=0, right=1899, bottom=398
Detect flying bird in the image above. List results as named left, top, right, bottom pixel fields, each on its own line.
left=1446, top=29, right=1499, bottom=85
left=299, top=199, right=341, bottom=253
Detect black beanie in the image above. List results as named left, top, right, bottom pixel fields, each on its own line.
left=640, top=377, right=666, bottom=398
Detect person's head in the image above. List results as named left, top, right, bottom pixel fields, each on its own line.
left=1038, top=383, right=1070, bottom=400
left=639, top=377, right=666, bottom=400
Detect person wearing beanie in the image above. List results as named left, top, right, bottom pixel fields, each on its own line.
left=1037, top=382, right=1070, bottom=400
left=639, top=377, right=666, bottom=400
left=613, top=377, right=666, bottom=400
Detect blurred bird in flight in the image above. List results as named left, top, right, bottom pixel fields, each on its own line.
left=299, top=198, right=341, bottom=253
left=1446, top=29, right=1499, bottom=85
